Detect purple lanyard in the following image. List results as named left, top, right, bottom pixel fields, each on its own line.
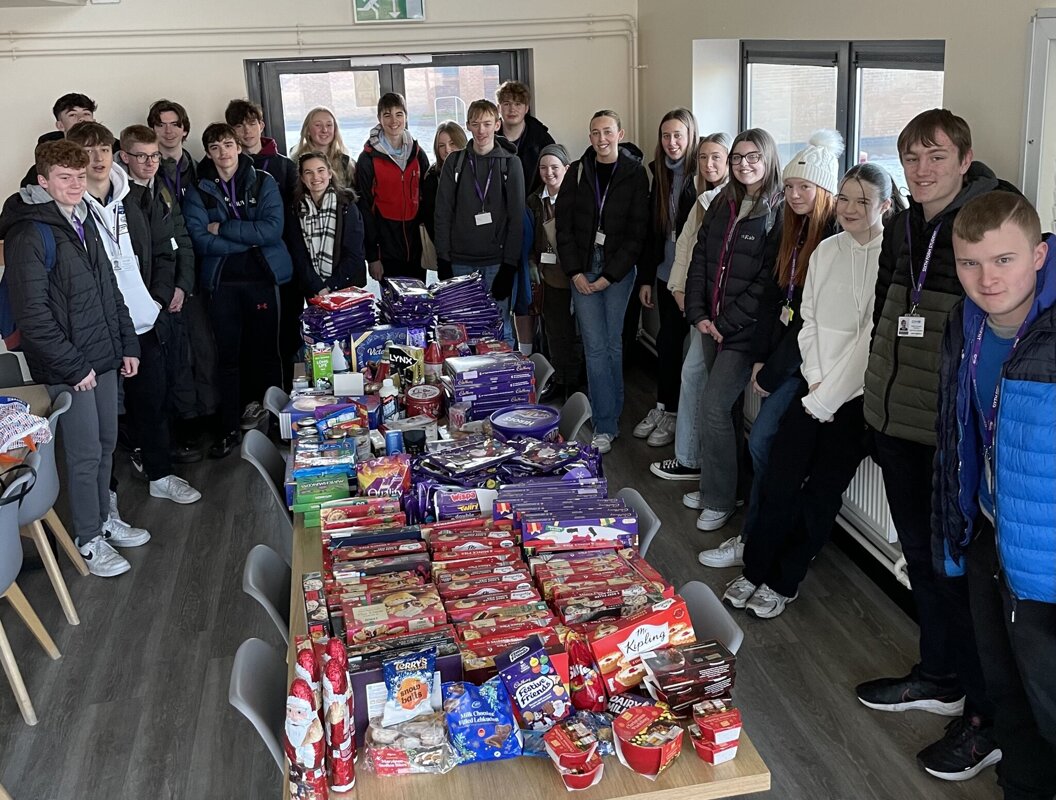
left=785, top=219, right=807, bottom=305
left=711, top=197, right=740, bottom=318
left=222, top=178, right=242, bottom=220
left=905, top=216, right=942, bottom=312
left=467, top=154, right=493, bottom=207
left=162, top=163, right=182, bottom=199
left=968, top=315, right=1029, bottom=452
left=593, top=161, right=618, bottom=230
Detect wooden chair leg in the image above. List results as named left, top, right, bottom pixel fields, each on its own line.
left=0, top=618, right=37, bottom=726
left=0, top=779, right=12, bottom=799
left=3, top=584, right=60, bottom=660
left=43, top=509, right=88, bottom=577
left=21, top=521, right=79, bottom=626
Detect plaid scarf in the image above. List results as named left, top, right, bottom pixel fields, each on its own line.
left=300, top=188, right=339, bottom=279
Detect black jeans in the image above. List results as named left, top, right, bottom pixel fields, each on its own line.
left=654, top=281, right=688, bottom=411
left=540, top=284, right=582, bottom=386
left=207, top=281, right=282, bottom=435
left=743, top=392, right=868, bottom=597
left=278, top=279, right=304, bottom=392
left=969, top=519, right=1056, bottom=800
left=123, top=328, right=172, bottom=480
left=872, top=429, right=993, bottom=721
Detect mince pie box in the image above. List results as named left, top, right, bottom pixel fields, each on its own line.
left=342, top=586, right=445, bottom=645
left=585, top=597, right=695, bottom=694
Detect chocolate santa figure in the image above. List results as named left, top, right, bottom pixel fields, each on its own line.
left=323, top=656, right=356, bottom=791
left=295, top=637, right=322, bottom=709
left=285, top=677, right=328, bottom=800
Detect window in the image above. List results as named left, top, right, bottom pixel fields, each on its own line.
left=246, top=51, right=521, bottom=162
left=742, top=41, right=944, bottom=191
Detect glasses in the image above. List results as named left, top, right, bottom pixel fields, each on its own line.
left=729, top=151, right=763, bottom=165
left=128, top=152, right=162, bottom=163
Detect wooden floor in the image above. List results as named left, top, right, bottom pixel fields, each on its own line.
left=0, top=360, right=1003, bottom=800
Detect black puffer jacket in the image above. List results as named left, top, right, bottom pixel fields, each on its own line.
left=638, top=158, right=698, bottom=285
left=502, top=114, right=555, bottom=195
left=863, top=161, right=1019, bottom=444
left=0, top=189, right=138, bottom=385
left=556, top=143, right=650, bottom=284
left=684, top=190, right=784, bottom=351
left=749, top=218, right=838, bottom=392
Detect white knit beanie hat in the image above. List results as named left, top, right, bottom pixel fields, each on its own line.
left=782, top=129, right=845, bottom=195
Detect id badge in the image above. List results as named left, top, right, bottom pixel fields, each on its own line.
left=779, top=305, right=793, bottom=326
left=113, top=255, right=139, bottom=273
left=475, top=212, right=493, bottom=226
left=594, top=230, right=606, bottom=246
left=897, top=314, right=925, bottom=338
left=540, top=251, right=558, bottom=265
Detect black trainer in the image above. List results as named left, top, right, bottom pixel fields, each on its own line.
left=855, top=665, right=965, bottom=715
left=649, top=458, right=701, bottom=481
left=208, top=430, right=243, bottom=459
left=917, top=714, right=1001, bottom=781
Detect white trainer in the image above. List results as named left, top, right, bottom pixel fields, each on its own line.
left=683, top=490, right=704, bottom=509
left=646, top=412, right=676, bottom=447
left=591, top=433, right=614, bottom=454
left=746, top=584, right=798, bottom=619
left=79, top=535, right=131, bottom=577
left=722, top=574, right=758, bottom=609
left=696, top=507, right=733, bottom=531
left=633, top=408, right=665, bottom=438
left=149, top=475, right=202, bottom=505
left=698, top=536, right=745, bottom=568
left=103, top=516, right=151, bottom=548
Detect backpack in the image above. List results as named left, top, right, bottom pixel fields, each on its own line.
left=0, top=221, right=57, bottom=350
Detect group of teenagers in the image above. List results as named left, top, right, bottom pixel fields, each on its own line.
left=1, top=78, right=1055, bottom=798
left=634, top=106, right=1056, bottom=798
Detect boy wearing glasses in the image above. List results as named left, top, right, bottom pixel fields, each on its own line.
left=66, top=121, right=201, bottom=509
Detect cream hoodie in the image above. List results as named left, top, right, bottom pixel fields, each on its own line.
left=798, top=229, right=882, bottom=422
left=666, top=184, right=724, bottom=295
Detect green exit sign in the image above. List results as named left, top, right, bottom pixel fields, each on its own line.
left=353, top=0, right=425, bottom=23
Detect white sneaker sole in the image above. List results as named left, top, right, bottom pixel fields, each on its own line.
left=924, top=748, right=1002, bottom=781
left=646, top=434, right=674, bottom=447
left=149, top=486, right=202, bottom=505
left=857, top=697, right=965, bottom=716
left=696, top=513, right=733, bottom=532
left=87, top=560, right=131, bottom=578
left=747, top=594, right=797, bottom=619
left=632, top=427, right=655, bottom=439
left=698, top=552, right=744, bottom=569
left=650, top=465, right=700, bottom=481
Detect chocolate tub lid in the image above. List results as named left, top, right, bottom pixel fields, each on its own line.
left=490, top=404, right=561, bottom=432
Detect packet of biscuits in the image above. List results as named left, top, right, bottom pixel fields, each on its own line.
left=443, top=678, right=523, bottom=763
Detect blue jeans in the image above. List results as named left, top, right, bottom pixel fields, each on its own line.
left=674, top=329, right=708, bottom=468
left=741, top=374, right=801, bottom=541
left=571, top=251, right=636, bottom=436
left=452, top=263, right=513, bottom=345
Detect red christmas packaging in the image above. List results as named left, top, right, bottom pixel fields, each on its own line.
left=429, top=530, right=520, bottom=551
left=323, top=512, right=409, bottom=534
left=585, top=597, right=695, bottom=694
left=420, top=515, right=512, bottom=538
left=553, top=584, right=659, bottom=625
left=320, top=497, right=403, bottom=531
left=543, top=716, right=600, bottom=768
left=331, top=539, right=427, bottom=562
left=284, top=677, right=328, bottom=799
left=444, top=591, right=544, bottom=623
left=566, top=630, right=606, bottom=712
left=434, top=562, right=525, bottom=583
left=345, top=624, right=458, bottom=659
left=302, top=573, right=330, bottom=641
left=460, top=627, right=563, bottom=658
left=689, top=724, right=739, bottom=765
left=456, top=608, right=556, bottom=638
left=342, top=586, right=446, bottom=644
left=619, top=548, right=675, bottom=598
left=437, top=571, right=534, bottom=600
left=693, top=708, right=743, bottom=745
left=431, top=549, right=524, bottom=566
left=294, top=635, right=323, bottom=709
left=612, top=704, right=684, bottom=780
left=321, top=638, right=356, bottom=792
left=556, top=752, right=605, bottom=792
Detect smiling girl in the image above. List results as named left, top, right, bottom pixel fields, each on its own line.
left=291, top=107, right=354, bottom=188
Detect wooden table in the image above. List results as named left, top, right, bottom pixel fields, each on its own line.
left=284, top=516, right=771, bottom=800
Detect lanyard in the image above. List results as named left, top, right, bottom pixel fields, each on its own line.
left=467, top=153, right=493, bottom=207
left=785, top=219, right=807, bottom=306
left=711, top=197, right=740, bottom=318
left=593, top=161, right=618, bottom=230
left=905, top=216, right=942, bottom=313
left=90, top=203, right=124, bottom=247
left=222, top=178, right=242, bottom=220
left=968, top=315, right=1029, bottom=453
left=162, top=159, right=182, bottom=199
